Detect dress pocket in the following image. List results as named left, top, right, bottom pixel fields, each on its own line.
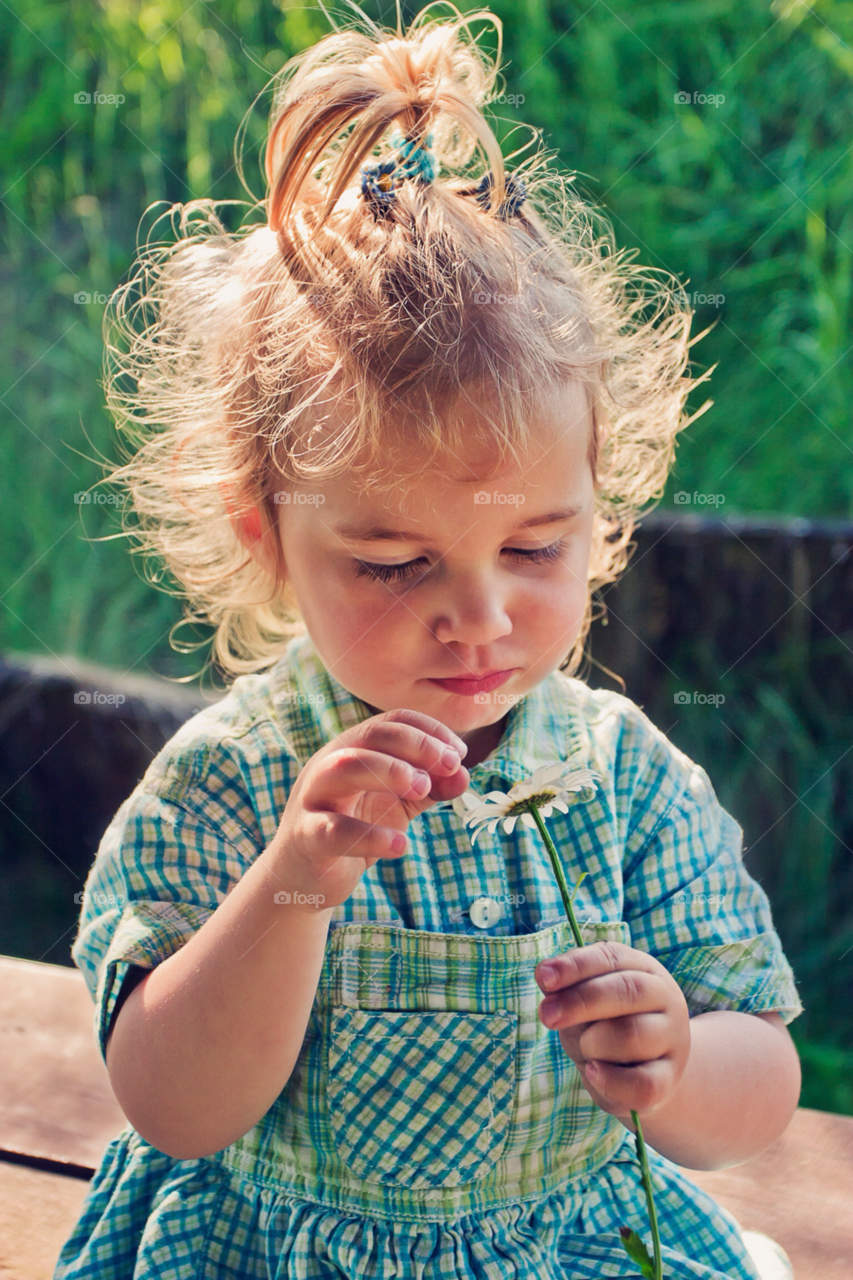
left=326, top=1007, right=518, bottom=1188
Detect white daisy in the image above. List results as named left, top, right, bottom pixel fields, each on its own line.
left=453, top=763, right=601, bottom=843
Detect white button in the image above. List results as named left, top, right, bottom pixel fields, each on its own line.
left=469, top=896, right=502, bottom=929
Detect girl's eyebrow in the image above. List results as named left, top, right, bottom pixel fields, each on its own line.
left=333, top=506, right=584, bottom=543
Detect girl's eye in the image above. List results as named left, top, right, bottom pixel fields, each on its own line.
left=504, top=539, right=567, bottom=564
left=354, top=557, right=429, bottom=584
left=353, top=539, right=567, bottom=584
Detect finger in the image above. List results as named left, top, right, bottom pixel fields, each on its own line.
left=374, top=708, right=469, bottom=757
left=352, top=711, right=469, bottom=774
left=424, top=769, right=472, bottom=803
left=579, top=1055, right=675, bottom=1117
left=578, top=1012, right=672, bottom=1065
left=539, top=969, right=668, bottom=1030
left=535, top=941, right=665, bottom=995
left=306, top=747, right=436, bottom=807
left=304, top=809, right=410, bottom=861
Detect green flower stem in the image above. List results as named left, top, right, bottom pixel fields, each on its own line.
left=527, top=802, right=584, bottom=947
left=633, top=1107, right=663, bottom=1280
left=525, top=800, right=664, bottom=1280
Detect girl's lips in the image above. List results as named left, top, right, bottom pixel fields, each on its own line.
left=427, top=668, right=516, bottom=696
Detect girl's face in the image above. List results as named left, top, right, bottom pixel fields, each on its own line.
left=274, top=382, right=596, bottom=766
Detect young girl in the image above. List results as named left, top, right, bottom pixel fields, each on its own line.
left=55, top=7, right=803, bottom=1278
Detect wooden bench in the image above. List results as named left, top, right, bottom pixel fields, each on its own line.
left=1, top=954, right=851, bottom=1279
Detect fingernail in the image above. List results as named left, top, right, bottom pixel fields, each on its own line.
left=412, top=770, right=431, bottom=793
left=441, top=748, right=461, bottom=769
left=391, top=832, right=406, bottom=853
left=538, top=963, right=558, bottom=990
left=540, top=998, right=558, bottom=1026
left=583, top=1061, right=600, bottom=1082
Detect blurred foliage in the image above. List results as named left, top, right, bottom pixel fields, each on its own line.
left=491, top=0, right=853, bottom=516
left=3, top=0, right=853, bottom=674
left=1, top=0, right=852, bottom=1110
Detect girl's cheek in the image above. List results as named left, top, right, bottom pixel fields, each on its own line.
left=325, top=593, right=400, bottom=650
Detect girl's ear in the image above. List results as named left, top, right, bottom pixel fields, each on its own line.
left=220, top=481, right=264, bottom=548
left=236, top=505, right=265, bottom=547
left=219, top=482, right=283, bottom=580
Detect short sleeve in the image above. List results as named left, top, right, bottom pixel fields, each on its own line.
left=72, top=773, right=262, bottom=1066
left=622, top=746, right=803, bottom=1026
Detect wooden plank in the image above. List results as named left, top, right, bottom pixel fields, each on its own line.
left=1, top=952, right=852, bottom=1280
left=0, top=954, right=126, bottom=1172
left=683, top=1107, right=853, bottom=1280
left=0, top=1160, right=92, bottom=1280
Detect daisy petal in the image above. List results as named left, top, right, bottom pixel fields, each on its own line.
left=533, top=763, right=569, bottom=787
left=463, top=804, right=498, bottom=825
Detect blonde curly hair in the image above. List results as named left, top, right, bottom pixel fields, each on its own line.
left=100, top=2, right=711, bottom=682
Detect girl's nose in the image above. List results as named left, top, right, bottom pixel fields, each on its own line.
left=431, top=578, right=513, bottom=647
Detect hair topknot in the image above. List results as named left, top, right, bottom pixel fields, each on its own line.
left=99, top=1, right=712, bottom=681
left=264, top=5, right=510, bottom=229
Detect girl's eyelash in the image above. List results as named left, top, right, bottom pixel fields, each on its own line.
left=510, top=538, right=567, bottom=564
left=354, top=558, right=429, bottom=584
left=354, top=538, right=568, bottom=584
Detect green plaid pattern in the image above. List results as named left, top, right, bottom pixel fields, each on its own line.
left=211, top=916, right=631, bottom=1219
left=327, top=1008, right=517, bottom=1188
left=54, top=630, right=801, bottom=1278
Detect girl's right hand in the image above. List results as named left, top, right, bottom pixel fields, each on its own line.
left=267, top=709, right=470, bottom=911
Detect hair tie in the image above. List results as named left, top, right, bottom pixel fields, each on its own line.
left=472, top=170, right=527, bottom=220
left=360, top=129, right=437, bottom=217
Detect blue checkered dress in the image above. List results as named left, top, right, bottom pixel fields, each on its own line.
left=54, top=632, right=802, bottom=1279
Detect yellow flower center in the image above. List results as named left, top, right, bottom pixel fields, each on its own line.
left=506, top=791, right=557, bottom=816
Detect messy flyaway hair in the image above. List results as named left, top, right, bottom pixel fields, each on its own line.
left=99, top=1, right=711, bottom=681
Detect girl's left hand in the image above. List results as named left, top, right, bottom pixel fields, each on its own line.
left=534, top=941, right=691, bottom=1120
